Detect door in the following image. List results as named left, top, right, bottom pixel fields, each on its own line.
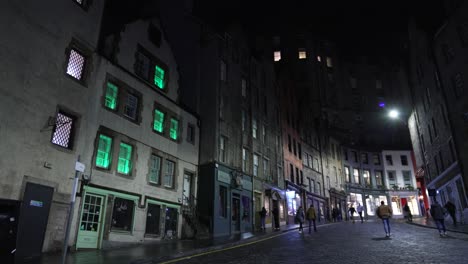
left=15, top=183, right=53, bottom=262
left=145, top=203, right=161, bottom=235
left=231, top=197, right=240, bottom=233
left=76, top=193, right=105, bottom=249
left=254, top=193, right=261, bottom=230
left=182, top=173, right=192, bottom=206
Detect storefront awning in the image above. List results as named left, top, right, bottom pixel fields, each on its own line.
left=265, top=188, right=285, bottom=200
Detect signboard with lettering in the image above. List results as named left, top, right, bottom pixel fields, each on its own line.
left=29, top=200, right=43, bottom=208
left=217, top=170, right=231, bottom=184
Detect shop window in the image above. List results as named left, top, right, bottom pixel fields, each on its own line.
left=145, top=203, right=161, bottom=235
left=164, top=207, right=178, bottom=238
left=219, top=186, right=227, bottom=218
left=111, top=197, right=134, bottom=232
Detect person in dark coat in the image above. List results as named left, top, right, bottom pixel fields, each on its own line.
left=259, top=207, right=267, bottom=231
left=444, top=201, right=457, bottom=227
left=430, top=202, right=447, bottom=237
left=348, top=205, right=356, bottom=223
left=272, top=206, right=280, bottom=230
left=295, top=206, right=305, bottom=233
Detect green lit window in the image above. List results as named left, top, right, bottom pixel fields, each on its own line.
left=96, top=135, right=112, bottom=169
left=117, top=143, right=132, bottom=175
left=170, top=118, right=179, bottom=140
left=154, top=66, right=165, bottom=89
left=153, top=109, right=165, bottom=133
left=105, top=82, right=118, bottom=110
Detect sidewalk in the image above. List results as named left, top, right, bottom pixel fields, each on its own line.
left=408, top=217, right=468, bottom=234
left=39, top=221, right=332, bottom=264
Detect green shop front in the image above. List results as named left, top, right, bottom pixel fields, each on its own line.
left=198, top=163, right=253, bottom=237
left=76, top=185, right=180, bottom=249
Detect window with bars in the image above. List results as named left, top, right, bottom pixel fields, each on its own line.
left=51, top=111, right=76, bottom=149
left=170, top=118, right=179, bottom=140
left=135, top=47, right=167, bottom=90
left=148, top=154, right=161, bottom=184
left=66, top=49, right=86, bottom=81
left=164, top=160, right=175, bottom=188
left=153, top=109, right=165, bottom=133
left=117, top=143, right=133, bottom=175
left=96, top=134, right=112, bottom=169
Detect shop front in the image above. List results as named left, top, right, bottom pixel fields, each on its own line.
left=265, top=186, right=286, bottom=229
left=389, top=191, right=420, bottom=218
left=198, top=163, right=253, bottom=238
left=305, top=192, right=327, bottom=222
left=329, top=188, right=347, bottom=221
left=285, top=181, right=304, bottom=224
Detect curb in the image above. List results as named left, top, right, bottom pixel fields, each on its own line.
left=132, top=224, right=334, bottom=264
left=407, top=222, right=468, bottom=235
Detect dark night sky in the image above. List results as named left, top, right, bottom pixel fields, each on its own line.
left=194, top=0, right=445, bottom=56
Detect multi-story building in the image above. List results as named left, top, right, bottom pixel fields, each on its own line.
left=159, top=2, right=285, bottom=236
left=0, top=1, right=199, bottom=260
left=407, top=3, right=468, bottom=224
left=343, top=148, right=386, bottom=218
left=381, top=150, right=420, bottom=218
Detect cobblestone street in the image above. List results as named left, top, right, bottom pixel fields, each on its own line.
left=167, top=220, right=468, bottom=264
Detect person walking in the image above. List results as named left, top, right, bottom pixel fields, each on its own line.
left=377, top=201, right=393, bottom=237
left=444, top=201, right=457, bottom=227
left=403, top=203, right=412, bottom=222
left=348, top=205, right=356, bottom=223
left=356, top=203, right=364, bottom=223
left=306, top=204, right=317, bottom=234
left=332, top=207, right=338, bottom=222
left=431, top=202, right=448, bottom=237
left=259, top=207, right=267, bottom=231
left=295, top=206, right=305, bottom=233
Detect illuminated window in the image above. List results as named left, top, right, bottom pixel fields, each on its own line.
left=326, top=57, right=333, bottom=68
left=170, top=118, right=179, bottom=140
left=111, top=198, right=134, bottom=232
left=135, top=47, right=167, bottom=90
left=253, top=154, right=259, bottom=177
left=344, top=166, right=350, bottom=182
left=375, top=171, right=383, bottom=186
left=148, top=154, right=161, bottom=184
left=96, top=134, right=112, bottom=169
left=117, top=143, right=133, bottom=175
left=363, top=170, right=370, bottom=185
left=154, top=66, right=165, bottom=89
left=66, top=49, right=85, bottom=80
left=164, top=160, right=175, bottom=188
left=51, top=111, right=76, bottom=149
left=153, top=109, right=165, bottom=133
left=298, top=48, right=307, bottom=59
left=105, top=82, right=118, bottom=110
left=274, top=51, right=281, bottom=62
left=353, top=168, right=360, bottom=184
left=317, top=55, right=321, bottom=62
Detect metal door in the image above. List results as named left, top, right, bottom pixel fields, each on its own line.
left=15, top=183, right=53, bottom=262
left=76, top=193, right=105, bottom=249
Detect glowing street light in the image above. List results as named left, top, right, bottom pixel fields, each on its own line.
left=388, top=109, right=399, bottom=119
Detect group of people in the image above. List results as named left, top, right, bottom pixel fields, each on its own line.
left=294, top=205, right=318, bottom=234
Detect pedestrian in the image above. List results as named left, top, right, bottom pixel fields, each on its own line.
left=377, top=201, right=393, bottom=237
left=306, top=204, right=317, bottom=234
left=295, top=206, right=305, bottom=233
left=332, top=207, right=338, bottom=222
left=272, top=206, right=280, bottom=230
left=403, top=203, right=412, bottom=222
left=348, top=205, right=356, bottom=223
left=444, top=201, right=457, bottom=227
left=430, top=202, right=448, bottom=237
left=356, top=203, right=364, bottom=223
left=259, top=207, right=267, bottom=231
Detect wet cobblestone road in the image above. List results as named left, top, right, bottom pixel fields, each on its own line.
left=169, top=220, right=468, bottom=264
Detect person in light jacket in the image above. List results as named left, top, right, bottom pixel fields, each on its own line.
left=306, top=204, right=317, bottom=234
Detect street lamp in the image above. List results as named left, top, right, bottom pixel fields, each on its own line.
left=388, top=109, right=400, bottom=119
